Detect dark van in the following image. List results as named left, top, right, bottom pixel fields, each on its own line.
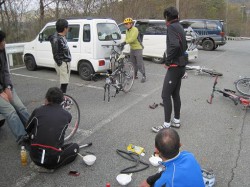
left=180, top=19, right=226, bottom=51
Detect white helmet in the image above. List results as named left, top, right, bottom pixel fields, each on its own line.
left=202, top=169, right=215, bottom=187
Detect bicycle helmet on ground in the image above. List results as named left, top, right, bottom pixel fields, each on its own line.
left=123, top=18, right=133, bottom=24
left=202, top=169, right=215, bottom=187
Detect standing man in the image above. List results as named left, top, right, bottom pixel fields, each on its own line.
left=152, top=7, right=187, bottom=132
left=121, top=17, right=146, bottom=83
left=139, top=128, right=205, bottom=187
left=0, top=31, right=30, bottom=145
left=49, top=19, right=71, bottom=94
left=26, top=87, right=79, bottom=172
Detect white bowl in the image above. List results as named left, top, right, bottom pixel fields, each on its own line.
left=116, top=174, right=132, bottom=186
left=83, top=155, right=96, bottom=166
left=149, top=156, right=162, bottom=167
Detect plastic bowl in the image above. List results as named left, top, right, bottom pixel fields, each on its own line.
left=149, top=156, right=162, bottom=167
left=116, top=174, right=132, bottom=186
left=83, top=155, right=96, bottom=166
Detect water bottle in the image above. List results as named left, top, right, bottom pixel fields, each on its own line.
left=20, top=146, right=27, bottom=166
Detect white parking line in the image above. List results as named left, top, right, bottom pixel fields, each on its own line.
left=75, top=85, right=162, bottom=145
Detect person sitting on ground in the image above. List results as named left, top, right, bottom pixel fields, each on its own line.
left=26, top=87, right=79, bottom=172
left=139, top=128, right=205, bottom=187
left=0, top=30, right=30, bottom=145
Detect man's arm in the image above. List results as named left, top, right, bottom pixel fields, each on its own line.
left=50, top=36, right=62, bottom=66
left=139, top=172, right=163, bottom=187
left=166, top=25, right=180, bottom=63
left=25, top=109, right=37, bottom=133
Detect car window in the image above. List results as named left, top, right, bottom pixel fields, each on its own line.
left=66, top=25, right=80, bottom=42
left=41, top=26, right=56, bottom=41
left=83, top=24, right=91, bottom=42
left=189, top=21, right=205, bottom=29
left=118, top=23, right=127, bottom=34
left=97, top=23, right=121, bottom=41
left=207, top=21, right=221, bottom=31
left=143, top=22, right=167, bottom=35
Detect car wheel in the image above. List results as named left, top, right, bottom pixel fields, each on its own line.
left=213, top=45, right=218, bottom=50
left=78, top=62, right=94, bottom=81
left=24, top=56, right=37, bottom=71
left=202, top=39, right=214, bottom=51
left=152, top=57, right=163, bottom=64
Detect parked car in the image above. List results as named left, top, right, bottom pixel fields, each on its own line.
left=118, top=19, right=198, bottom=64
left=180, top=19, right=226, bottom=51
left=23, top=18, right=122, bottom=80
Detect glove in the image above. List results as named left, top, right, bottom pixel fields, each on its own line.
left=118, top=42, right=126, bottom=47
left=56, top=61, right=62, bottom=66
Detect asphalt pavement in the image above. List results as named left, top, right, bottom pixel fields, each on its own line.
left=0, top=40, right=250, bottom=187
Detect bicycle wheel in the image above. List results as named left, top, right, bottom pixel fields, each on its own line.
left=235, top=78, right=250, bottom=97
left=202, top=69, right=223, bottom=76
left=121, top=62, right=135, bottom=93
left=62, top=95, right=80, bottom=141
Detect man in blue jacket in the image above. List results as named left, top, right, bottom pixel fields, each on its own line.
left=139, top=128, right=204, bottom=187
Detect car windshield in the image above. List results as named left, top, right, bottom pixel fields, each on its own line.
left=97, top=23, right=121, bottom=41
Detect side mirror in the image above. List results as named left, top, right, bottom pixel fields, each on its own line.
left=38, top=33, right=44, bottom=42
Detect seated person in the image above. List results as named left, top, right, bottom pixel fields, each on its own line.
left=26, top=87, right=79, bottom=172
left=139, top=128, right=205, bottom=187
left=0, top=30, right=30, bottom=145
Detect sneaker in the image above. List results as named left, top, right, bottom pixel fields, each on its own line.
left=141, top=76, right=146, bottom=83
left=152, top=125, right=170, bottom=133
left=171, top=119, right=181, bottom=128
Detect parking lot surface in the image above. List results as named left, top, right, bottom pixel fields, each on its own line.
left=0, top=40, right=250, bottom=187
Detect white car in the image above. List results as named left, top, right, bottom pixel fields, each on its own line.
left=118, top=19, right=198, bottom=64
left=23, top=18, right=122, bottom=80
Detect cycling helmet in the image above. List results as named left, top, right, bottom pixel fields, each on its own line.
left=123, top=18, right=133, bottom=24
left=202, top=169, right=215, bottom=187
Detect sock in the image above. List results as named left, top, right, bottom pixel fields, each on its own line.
left=60, top=84, right=68, bottom=94
left=163, top=122, right=171, bottom=128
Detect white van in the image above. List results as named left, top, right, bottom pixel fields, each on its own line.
left=118, top=19, right=198, bottom=64
left=23, top=18, right=122, bottom=80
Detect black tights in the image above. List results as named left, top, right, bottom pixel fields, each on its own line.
left=162, top=67, right=185, bottom=123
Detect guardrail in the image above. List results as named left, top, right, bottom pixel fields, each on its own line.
left=5, top=42, right=26, bottom=66
left=226, top=36, right=250, bottom=40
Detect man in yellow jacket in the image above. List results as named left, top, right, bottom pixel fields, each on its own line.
left=122, top=18, right=146, bottom=83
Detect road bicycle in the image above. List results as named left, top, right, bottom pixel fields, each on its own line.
left=0, top=94, right=80, bottom=141
left=234, top=77, right=250, bottom=97
left=185, top=65, right=223, bottom=77
left=94, top=44, right=135, bottom=102
left=207, top=76, right=250, bottom=107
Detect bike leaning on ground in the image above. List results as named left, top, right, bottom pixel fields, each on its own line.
left=234, top=77, right=250, bottom=97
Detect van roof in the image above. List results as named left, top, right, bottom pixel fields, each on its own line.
left=180, top=19, right=224, bottom=22
left=47, top=18, right=116, bottom=25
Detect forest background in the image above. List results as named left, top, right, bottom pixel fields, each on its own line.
left=0, top=0, right=250, bottom=43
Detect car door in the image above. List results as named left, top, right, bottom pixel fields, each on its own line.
left=35, top=25, right=55, bottom=67
left=66, top=24, right=81, bottom=70
left=138, top=21, right=166, bottom=58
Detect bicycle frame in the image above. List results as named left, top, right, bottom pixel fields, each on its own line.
left=207, top=76, right=250, bottom=107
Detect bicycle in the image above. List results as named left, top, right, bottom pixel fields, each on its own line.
left=95, top=44, right=135, bottom=102
left=207, top=76, right=250, bottom=107
left=185, top=65, right=223, bottom=77
left=61, top=94, right=80, bottom=141
left=234, top=77, right=250, bottom=97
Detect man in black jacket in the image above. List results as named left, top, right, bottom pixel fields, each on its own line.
left=0, top=31, right=30, bottom=144
left=152, top=7, right=187, bottom=133
left=26, top=87, right=79, bottom=171
left=49, top=19, right=71, bottom=94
